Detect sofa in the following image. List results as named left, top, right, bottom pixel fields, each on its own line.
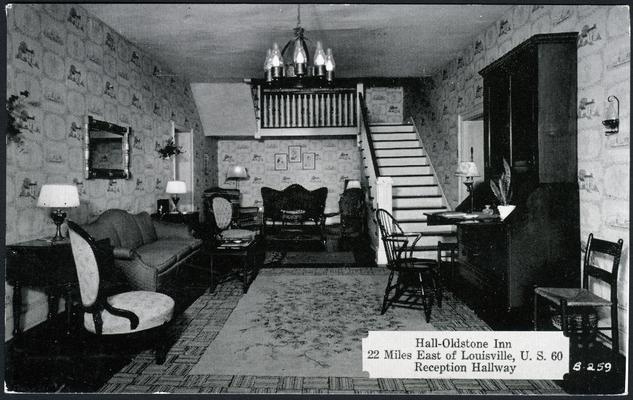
left=261, top=184, right=328, bottom=244
left=81, top=209, right=202, bottom=292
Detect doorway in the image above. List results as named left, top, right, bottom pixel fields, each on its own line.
left=457, top=111, right=484, bottom=203
left=172, top=122, right=194, bottom=211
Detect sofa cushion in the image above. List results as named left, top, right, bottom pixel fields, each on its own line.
left=134, top=240, right=194, bottom=273
left=82, top=216, right=121, bottom=247
left=133, top=212, right=158, bottom=244
left=104, top=209, right=144, bottom=249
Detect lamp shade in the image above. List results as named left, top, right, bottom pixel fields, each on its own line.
left=226, top=165, right=250, bottom=181
left=346, top=180, right=361, bottom=189
left=166, top=180, right=187, bottom=194
left=37, top=184, right=80, bottom=208
left=455, top=162, right=480, bottom=177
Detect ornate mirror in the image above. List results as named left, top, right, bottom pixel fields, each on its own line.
left=84, top=116, right=131, bottom=179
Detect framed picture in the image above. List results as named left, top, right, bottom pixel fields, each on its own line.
left=288, top=145, right=302, bottom=163
left=274, top=153, right=288, bottom=170
left=302, top=152, right=316, bottom=170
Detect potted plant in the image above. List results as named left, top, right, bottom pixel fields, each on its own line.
left=490, top=158, right=515, bottom=220
left=156, top=138, right=183, bottom=160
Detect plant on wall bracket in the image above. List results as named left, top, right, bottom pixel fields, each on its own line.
left=156, top=137, right=184, bottom=159
left=6, top=90, right=40, bottom=146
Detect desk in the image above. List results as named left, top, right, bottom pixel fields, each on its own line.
left=425, top=211, right=500, bottom=226
left=6, top=239, right=76, bottom=337
left=204, top=237, right=263, bottom=293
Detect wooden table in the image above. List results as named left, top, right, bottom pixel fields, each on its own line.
left=425, top=211, right=500, bottom=226
left=6, top=238, right=77, bottom=337
left=204, top=237, right=263, bottom=293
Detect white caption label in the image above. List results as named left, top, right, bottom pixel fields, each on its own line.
left=362, top=331, right=569, bottom=379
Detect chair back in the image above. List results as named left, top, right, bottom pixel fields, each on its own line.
left=68, top=220, right=101, bottom=307
left=376, top=209, right=406, bottom=266
left=339, top=188, right=365, bottom=218
left=212, top=196, right=233, bottom=231
left=582, top=233, right=624, bottom=304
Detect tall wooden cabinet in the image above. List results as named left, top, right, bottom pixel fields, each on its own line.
left=455, top=33, right=580, bottom=313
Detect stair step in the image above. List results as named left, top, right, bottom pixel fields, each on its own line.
left=375, top=148, right=425, bottom=157
left=393, top=186, right=440, bottom=196
left=393, top=196, right=444, bottom=208
left=371, top=132, right=417, bottom=141
left=370, top=124, right=415, bottom=133
left=399, top=221, right=454, bottom=232
left=380, top=165, right=431, bottom=176
left=391, top=175, right=436, bottom=185
left=373, top=140, right=421, bottom=149
left=377, top=157, right=427, bottom=166
left=393, top=207, right=447, bottom=220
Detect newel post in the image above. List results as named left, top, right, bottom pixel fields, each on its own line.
left=376, top=176, right=393, bottom=266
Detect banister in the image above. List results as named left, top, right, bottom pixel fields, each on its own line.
left=358, top=93, right=380, bottom=177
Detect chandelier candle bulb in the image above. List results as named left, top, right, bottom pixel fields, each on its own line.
left=293, top=38, right=307, bottom=76
left=264, top=49, right=273, bottom=82
left=325, top=48, right=335, bottom=81
left=314, top=40, right=326, bottom=77
left=271, top=42, right=283, bottom=79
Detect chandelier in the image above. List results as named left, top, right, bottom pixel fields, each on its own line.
left=263, top=5, right=336, bottom=83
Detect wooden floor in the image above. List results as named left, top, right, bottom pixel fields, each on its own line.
left=4, top=228, right=625, bottom=394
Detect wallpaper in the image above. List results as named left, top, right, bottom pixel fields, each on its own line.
left=5, top=3, right=213, bottom=339
left=217, top=138, right=361, bottom=215
left=417, top=5, right=630, bottom=353
left=365, top=86, right=404, bottom=124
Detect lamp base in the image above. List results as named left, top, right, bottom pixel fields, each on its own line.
left=463, top=180, right=475, bottom=213
left=50, top=209, right=67, bottom=241
left=171, top=196, right=181, bottom=213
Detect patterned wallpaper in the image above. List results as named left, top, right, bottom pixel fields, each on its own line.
left=365, top=86, right=404, bottom=124
left=5, top=3, right=213, bottom=339
left=416, top=5, right=630, bottom=353
left=217, top=138, right=361, bottom=214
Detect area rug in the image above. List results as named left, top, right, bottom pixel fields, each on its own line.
left=263, top=250, right=356, bottom=267
left=190, top=268, right=435, bottom=377
left=99, top=268, right=563, bottom=394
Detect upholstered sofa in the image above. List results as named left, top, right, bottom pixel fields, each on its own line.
left=81, top=209, right=202, bottom=292
left=261, top=184, right=328, bottom=243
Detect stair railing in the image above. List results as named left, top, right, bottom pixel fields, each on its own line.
left=408, top=116, right=452, bottom=211
left=358, top=92, right=391, bottom=265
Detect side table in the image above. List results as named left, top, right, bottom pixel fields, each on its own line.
left=151, top=211, right=199, bottom=225
left=203, top=237, right=264, bottom=294
left=6, top=238, right=77, bottom=337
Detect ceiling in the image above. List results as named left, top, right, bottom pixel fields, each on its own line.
left=83, top=4, right=510, bottom=83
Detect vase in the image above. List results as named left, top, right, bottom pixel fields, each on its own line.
left=497, top=205, right=516, bottom=221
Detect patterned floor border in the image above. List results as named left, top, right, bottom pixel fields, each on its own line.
left=98, top=268, right=564, bottom=394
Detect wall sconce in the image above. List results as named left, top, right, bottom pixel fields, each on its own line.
left=602, top=95, right=619, bottom=136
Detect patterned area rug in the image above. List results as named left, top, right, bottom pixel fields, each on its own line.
left=98, top=268, right=563, bottom=394
left=264, top=251, right=356, bottom=267
left=191, top=268, right=434, bottom=377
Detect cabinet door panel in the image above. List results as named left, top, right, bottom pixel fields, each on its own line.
left=486, top=74, right=511, bottom=177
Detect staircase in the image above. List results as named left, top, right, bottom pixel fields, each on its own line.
left=370, top=122, right=456, bottom=259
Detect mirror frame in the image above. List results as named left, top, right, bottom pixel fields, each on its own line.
left=84, top=115, right=131, bottom=179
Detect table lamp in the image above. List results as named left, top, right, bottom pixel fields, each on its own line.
left=455, top=161, right=480, bottom=213
left=37, top=184, right=80, bottom=241
left=166, top=180, right=186, bottom=213
left=225, top=165, right=250, bottom=190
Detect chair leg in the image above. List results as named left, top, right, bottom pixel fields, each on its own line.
left=611, top=303, right=619, bottom=370
left=419, top=272, right=432, bottom=323
left=434, top=269, right=442, bottom=308
left=381, top=270, right=395, bottom=315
